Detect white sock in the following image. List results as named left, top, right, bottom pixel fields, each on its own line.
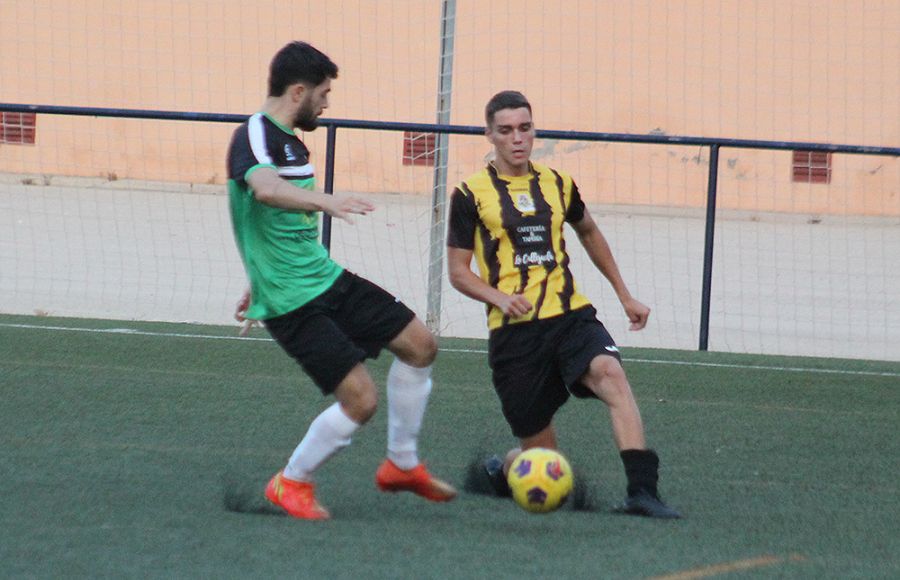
left=386, top=358, right=433, bottom=470
left=283, top=402, right=360, bottom=482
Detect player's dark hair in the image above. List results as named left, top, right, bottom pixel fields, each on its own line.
left=485, top=90, right=532, bottom=127
left=268, top=41, right=339, bottom=97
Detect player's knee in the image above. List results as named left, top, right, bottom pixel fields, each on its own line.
left=336, top=377, right=379, bottom=423
left=586, top=356, right=632, bottom=401
left=345, top=390, right=377, bottom=423
left=591, top=355, right=627, bottom=383
left=404, top=332, right=438, bottom=367
left=392, top=319, right=438, bottom=367
left=418, top=333, right=438, bottom=365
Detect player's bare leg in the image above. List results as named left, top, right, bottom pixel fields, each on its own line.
left=581, top=354, right=681, bottom=518
left=519, top=424, right=559, bottom=451
left=333, top=364, right=379, bottom=424
left=504, top=422, right=559, bottom=471
left=580, top=355, right=645, bottom=450
left=387, top=317, right=437, bottom=367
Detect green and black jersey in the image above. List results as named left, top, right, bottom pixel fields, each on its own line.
left=447, top=162, right=592, bottom=330
left=227, top=112, right=342, bottom=320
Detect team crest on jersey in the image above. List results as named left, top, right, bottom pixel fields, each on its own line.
left=284, top=144, right=297, bottom=162
left=515, top=193, right=536, bottom=212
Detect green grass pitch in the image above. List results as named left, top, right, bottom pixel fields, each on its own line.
left=1, top=314, right=898, bottom=578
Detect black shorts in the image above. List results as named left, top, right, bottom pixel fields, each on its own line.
left=263, top=271, right=416, bottom=394
left=488, top=306, right=622, bottom=439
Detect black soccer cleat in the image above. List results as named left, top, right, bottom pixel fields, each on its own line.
left=615, top=490, right=682, bottom=519
left=483, top=455, right=512, bottom=498
left=462, top=453, right=511, bottom=498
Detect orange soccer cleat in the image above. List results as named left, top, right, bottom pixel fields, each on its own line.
left=265, top=471, right=330, bottom=520
left=375, top=459, right=458, bottom=502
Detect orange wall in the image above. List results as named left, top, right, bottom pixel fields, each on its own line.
left=1, top=0, right=897, bottom=215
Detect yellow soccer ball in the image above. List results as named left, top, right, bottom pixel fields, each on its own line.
left=507, top=448, right=574, bottom=513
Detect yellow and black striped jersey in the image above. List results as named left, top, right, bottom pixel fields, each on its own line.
left=447, top=162, right=593, bottom=329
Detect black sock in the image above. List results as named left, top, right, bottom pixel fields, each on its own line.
left=620, top=449, right=660, bottom=498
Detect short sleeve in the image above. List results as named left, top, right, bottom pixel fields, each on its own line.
left=564, top=179, right=586, bottom=224
left=227, top=124, right=261, bottom=183
left=446, top=186, right=478, bottom=249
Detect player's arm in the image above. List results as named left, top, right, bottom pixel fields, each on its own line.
left=571, top=210, right=650, bottom=330
left=446, top=247, right=533, bottom=317
left=446, top=185, right=533, bottom=317
left=247, top=167, right=374, bottom=223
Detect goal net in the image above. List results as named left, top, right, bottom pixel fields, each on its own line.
left=1, top=0, right=898, bottom=361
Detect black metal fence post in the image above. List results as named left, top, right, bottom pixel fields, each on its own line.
left=321, top=123, right=337, bottom=252
left=699, top=144, right=720, bottom=351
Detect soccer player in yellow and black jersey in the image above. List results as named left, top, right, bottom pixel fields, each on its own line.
left=447, top=90, right=680, bottom=518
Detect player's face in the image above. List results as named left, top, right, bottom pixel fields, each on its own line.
left=294, top=78, right=332, bottom=131
left=486, top=107, right=534, bottom=176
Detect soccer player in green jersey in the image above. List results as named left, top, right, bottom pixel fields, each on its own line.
left=227, top=41, right=456, bottom=520
left=446, top=90, right=680, bottom=518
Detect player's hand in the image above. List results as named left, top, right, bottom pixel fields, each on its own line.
left=622, top=297, right=650, bottom=330
left=235, top=288, right=259, bottom=336
left=326, top=195, right=375, bottom=224
left=497, top=293, right=533, bottom=318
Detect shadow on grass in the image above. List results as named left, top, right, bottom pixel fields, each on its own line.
left=222, top=472, right=284, bottom=516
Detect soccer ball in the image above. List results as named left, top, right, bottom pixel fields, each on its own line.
left=507, top=448, right=573, bottom=513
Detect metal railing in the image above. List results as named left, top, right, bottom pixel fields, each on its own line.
left=2, top=103, right=899, bottom=350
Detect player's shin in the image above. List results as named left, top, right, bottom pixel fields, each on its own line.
left=386, top=358, right=433, bottom=469
left=283, top=402, right=359, bottom=481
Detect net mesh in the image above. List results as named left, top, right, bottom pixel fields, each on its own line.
left=1, top=0, right=898, bottom=360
